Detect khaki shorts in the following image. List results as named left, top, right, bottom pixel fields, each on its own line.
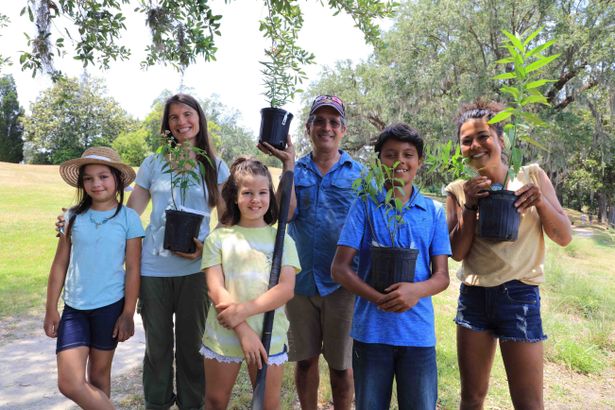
left=286, top=287, right=355, bottom=370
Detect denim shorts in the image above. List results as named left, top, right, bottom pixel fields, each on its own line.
left=455, top=280, right=547, bottom=342
left=56, top=298, right=124, bottom=353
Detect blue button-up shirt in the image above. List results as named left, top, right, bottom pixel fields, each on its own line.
left=289, top=150, right=363, bottom=296
left=337, top=186, right=452, bottom=346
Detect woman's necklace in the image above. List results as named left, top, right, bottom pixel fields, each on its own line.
left=89, top=213, right=112, bottom=229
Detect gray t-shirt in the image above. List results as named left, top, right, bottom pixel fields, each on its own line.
left=135, top=153, right=229, bottom=277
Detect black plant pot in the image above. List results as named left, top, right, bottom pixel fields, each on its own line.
left=478, top=190, right=520, bottom=241
left=259, top=107, right=294, bottom=150
left=368, top=246, right=419, bottom=293
left=164, top=209, right=204, bottom=253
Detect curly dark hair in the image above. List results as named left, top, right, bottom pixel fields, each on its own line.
left=455, top=99, right=506, bottom=140
left=220, top=156, right=278, bottom=226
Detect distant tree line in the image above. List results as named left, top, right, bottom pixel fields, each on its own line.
left=299, top=0, right=614, bottom=224
left=1, top=2, right=613, bottom=223
left=2, top=73, right=272, bottom=168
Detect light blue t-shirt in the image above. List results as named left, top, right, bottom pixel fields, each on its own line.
left=64, top=206, right=145, bottom=310
left=337, top=186, right=451, bottom=347
left=135, top=154, right=230, bottom=277
left=288, top=151, right=363, bottom=296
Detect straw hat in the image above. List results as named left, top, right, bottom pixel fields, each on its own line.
left=59, top=146, right=136, bottom=187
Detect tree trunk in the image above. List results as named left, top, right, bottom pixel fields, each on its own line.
left=549, top=170, right=565, bottom=205
left=597, top=192, right=607, bottom=224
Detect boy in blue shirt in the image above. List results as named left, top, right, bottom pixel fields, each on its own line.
left=332, top=123, right=451, bottom=410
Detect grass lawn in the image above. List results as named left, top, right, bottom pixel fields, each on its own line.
left=2, top=161, right=614, bottom=409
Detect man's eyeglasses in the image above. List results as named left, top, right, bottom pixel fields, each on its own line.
left=311, top=117, right=343, bottom=130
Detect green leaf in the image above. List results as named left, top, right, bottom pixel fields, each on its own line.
left=521, top=95, right=549, bottom=106
left=493, top=72, right=517, bottom=80
left=523, top=26, right=543, bottom=47
left=526, top=40, right=556, bottom=58
left=513, top=52, right=526, bottom=79
left=500, top=86, right=520, bottom=99
left=496, top=57, right=514, bottom=64
left=503, top=132, right=512, bottom=151
left=519, top=134, right=549, bottom=151
left=510, top=147, right=523, bottom=171
left=385, top=189, right=393, bottom=204
left=487, top=110, right=513, bottom=124
left=525, top=54, right=560, bottom=74
left=526, top=79, right=554, bottom=89
left=501, top=30, right=525, bottom=53
left=519, top=112, right=547, bottom=127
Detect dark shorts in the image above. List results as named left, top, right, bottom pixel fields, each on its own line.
left=455, top=280, right=547, bottom=343
left=56, top=298, right=124, bottom=354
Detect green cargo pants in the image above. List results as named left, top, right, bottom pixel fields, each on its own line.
left=139, top=272, right=207, bottom=410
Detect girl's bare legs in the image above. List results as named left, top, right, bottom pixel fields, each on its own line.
left=457, top=326, right=497, bottom=410
left=500, top=340, right=544, bottom=410
left=204, top=358, right=242, bottom=410
left=57, top=347, right=115, bottom=409
left=88, top=348, right=116, bottom=396
left=247, top=362, right=285, bottom=410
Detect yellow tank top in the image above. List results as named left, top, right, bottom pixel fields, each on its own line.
left=445, top=164, right=545, bottom=287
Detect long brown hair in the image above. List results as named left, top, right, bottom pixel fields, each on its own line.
left=161, top=93, right=220, bottom=208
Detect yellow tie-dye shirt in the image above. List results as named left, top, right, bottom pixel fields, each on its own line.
left=201, top=225, right=301, bottom=358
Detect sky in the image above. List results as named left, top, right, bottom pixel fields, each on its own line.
left=0, top=1, right=380, bottom=137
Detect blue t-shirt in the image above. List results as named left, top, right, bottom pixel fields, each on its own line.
left=135, top=154, right=230, bottom=277
left=337, top=186, right=451, bottom=347
left=288, top=150, right=363, bottom=296
left=64, top=206, right=145, bottom=310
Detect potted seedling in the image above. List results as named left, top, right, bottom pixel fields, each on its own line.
left=477, top=27, right=559, bottom=241
left=428, top=27, right=558, bottom=241
left=257, top=1, right=314, bottom=150
left=352, top=158, right=419, bottom=293
left=157, top=131, right=210, bottom=253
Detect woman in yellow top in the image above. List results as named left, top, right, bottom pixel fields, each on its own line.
left=445, top=100, right=572, bottom=409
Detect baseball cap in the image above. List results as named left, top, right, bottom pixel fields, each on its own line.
left=309, top=95, right=345, bottom=118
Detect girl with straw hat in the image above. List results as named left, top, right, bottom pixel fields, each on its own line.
left=55, top=94, right=231, bottom=408
left=45, top=146, right=145, bottom=409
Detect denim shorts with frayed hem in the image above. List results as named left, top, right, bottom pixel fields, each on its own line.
left=56, top=298, right=124, bottom=354
left=455, top=280, right=547, bottom=343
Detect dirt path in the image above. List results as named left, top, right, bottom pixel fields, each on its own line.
left=0, top=313, right=145, bottom=409
left=571, top=227, right=595, bottom=238
left=1, top=313, right=613, bottom=409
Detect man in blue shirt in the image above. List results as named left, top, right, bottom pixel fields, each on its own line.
left=261, top=95, right=362, bottom=409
